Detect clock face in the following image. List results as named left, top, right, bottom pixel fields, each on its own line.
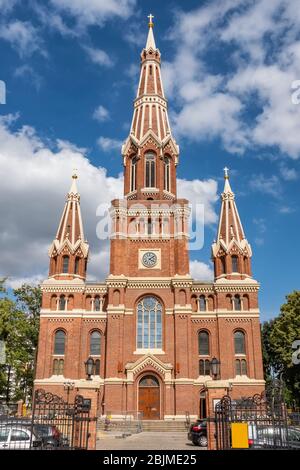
left=142, top=251, right=157, bottom=268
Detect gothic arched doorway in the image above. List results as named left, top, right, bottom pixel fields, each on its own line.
left=138, top=375, right=160, bottom=420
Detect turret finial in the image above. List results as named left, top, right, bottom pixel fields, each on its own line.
left=148, top=13, right=154, bottom=28
left=224, top=167, right=229, bottom=179
left=72, top=168, right=78, bottom=180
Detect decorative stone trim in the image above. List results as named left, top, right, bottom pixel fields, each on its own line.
left=225, top=318, right=252, bottom=323
left=130, top=238, right=170, bottom=243
left=83, top=319, right=107, bottom=323
left=191, top=319, right=217, bottom=323
left=85, top=285, right=107, bottom=294
left=41, top=286, right=85, bottom=293
left=191, top=286, right=214, bottom=294
left=214, top=285, right=259, bottom=293
left=48, top=318, right=74, bottom=322
left=125, top=353, right=172, bottom=382
left=127, top=281, right=172, bottom=289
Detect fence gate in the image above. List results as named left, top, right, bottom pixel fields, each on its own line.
left=0, top=389, right=92, bottom=450
left=214, top=382, right=299, bottom=450
left=31, top=389, right=91, bottom=449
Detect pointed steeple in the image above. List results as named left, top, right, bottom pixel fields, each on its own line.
left=212, top=169, right=252, bottom=280
left=122, top=15, right=179, bottom=200
left=48, top=172, right=89, bottom=280
left=146, top=14, right=156, bottom=50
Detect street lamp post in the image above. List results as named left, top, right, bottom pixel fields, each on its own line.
left=210, top=357, right=221, bottom=380
left=63, top=381, right=75, bottom=403
left=84, top=357, right=95, bottom=381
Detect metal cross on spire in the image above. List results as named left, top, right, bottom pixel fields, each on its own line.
left=148, top=13, right=154, bottom=27
left=224, top=167, right=229, bottom=179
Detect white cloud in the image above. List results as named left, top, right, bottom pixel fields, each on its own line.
left=190, top=260, right=214, bottom=281
left=14, top=65, right=42, bottom=91
left=279, top=164, right=298, bottom=181
left=50, top=0, right=136, bottom=28
left=93, top=105, right=110, bottom=122
left=97, top=136, right=123, bottom=152
left=0, top=0, right=18, bottom=13
left=83, top=45, right=114, bottom=67
left=177, top=178, right=218, bottom=225
left=0, top=20, right=44, bottom=58
left=278, top=206, right=295, bottom=214
left=249, top=174, right=281, bottom=198
left=0, top=116, right=218, bottom=287
left=164, top=0, right=300, bottom=159
left=0, top=116, right=123, bottom=286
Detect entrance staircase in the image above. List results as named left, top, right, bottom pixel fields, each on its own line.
left=97, top=418, right=188, bottom=435
left=141, top=420, right=188, bottom=432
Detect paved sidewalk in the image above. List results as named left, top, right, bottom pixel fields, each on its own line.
left=96, top=432, right=206, bottom=450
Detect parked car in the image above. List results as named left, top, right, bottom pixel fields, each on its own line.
left=0, top=426, right=42, bottom=450
left=1, top=421, right=68, bottom=449
left=188, top=419, right=208, bottom=447
left=248, top=425, right=300, bottom=449
left=30, top=424, right=63, bottom=449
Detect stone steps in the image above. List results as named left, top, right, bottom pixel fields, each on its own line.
left=97, top=419, right=188, bottom=433
left=141, top=421, right=187, bottom=432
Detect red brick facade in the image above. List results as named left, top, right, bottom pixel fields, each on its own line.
left=35, top=22, right=264, bottom=442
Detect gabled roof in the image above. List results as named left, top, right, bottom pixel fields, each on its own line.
left=212, top=169, right=251, bottom=256
left=49, top=173, right=89, bottom=258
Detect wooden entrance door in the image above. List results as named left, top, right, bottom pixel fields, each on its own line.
left=138, top=375, right=160, bottom=420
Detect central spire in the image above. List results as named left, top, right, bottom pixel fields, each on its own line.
left=121, top=16, right=179, bottom=200
left=146, top=13, right=156, bottom=50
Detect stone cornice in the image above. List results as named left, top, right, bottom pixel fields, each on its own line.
left=214, top=285, right=260, bottom=293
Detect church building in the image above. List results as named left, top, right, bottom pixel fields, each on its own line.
left=35, top=17, right=264, bottom=430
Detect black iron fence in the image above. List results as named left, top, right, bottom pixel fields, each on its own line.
left=215, top=383, right=300, bottom=450
left=0, top=389, right=92, bottom=450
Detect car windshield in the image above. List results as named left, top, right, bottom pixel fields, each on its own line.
left=34, top=425, right=52, bottom=437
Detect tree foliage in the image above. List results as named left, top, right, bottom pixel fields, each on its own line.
left=262, top=290, right=300, bottom=406
left=0, top=281, right=41, bottom=402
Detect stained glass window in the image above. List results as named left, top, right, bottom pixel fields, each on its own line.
left=137, top=296, right=162, bottom=349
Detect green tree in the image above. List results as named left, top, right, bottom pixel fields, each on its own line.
left=261, top=319, right=276, bottom=385
left=0, top=282, right=41, bottom=402
left=262, top=291, right=300, bottom=406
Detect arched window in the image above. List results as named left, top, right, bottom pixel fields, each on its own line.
left=199, top=359, right=210, bottom=376
left=137, top=296, right=162, bottom=349
left=220, top=256, right=226, bottom=274
left=234, top=294, right=241, bottom=311
left=130, top=156, right=138, bottom=192
left=232, top=255, right=239, bottom=273
left=50, top=295, right=57, bottom=311
left=95, top=359, right=100, bottom=375
left=198, top=331, right=210, bottom=356
left=90, top=331, right=101, bottom=356
left=164, top=156, right=171, bottom=192
left=234, top=330, right=246, bottom=355
left=62, top=256, right=69, bottom=273
left=94, top=296, right=101, bottom=311
left=235, top=359, right=241, bottom=376
left=59, top=295, right=66, bottom=310
left=54, top=330, right=66, bottom=355
left=139, top=375, right=159, bottom=387
left=147, top=218, right=153, bottom=235
left=74, top=257, right=80, bottom=275
left=235, top=359, right=247, bottom=376
left=199, top=296, right=206, bottom=312
left=145, top=152, right=155, bottom=187
left=53, top=358, right=64, bottom=375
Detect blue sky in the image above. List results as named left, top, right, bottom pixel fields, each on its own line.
left=0, top=0, right=300, bottom=321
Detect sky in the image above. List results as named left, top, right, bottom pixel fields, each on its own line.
left=0, top=0, right=300, bottom=321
